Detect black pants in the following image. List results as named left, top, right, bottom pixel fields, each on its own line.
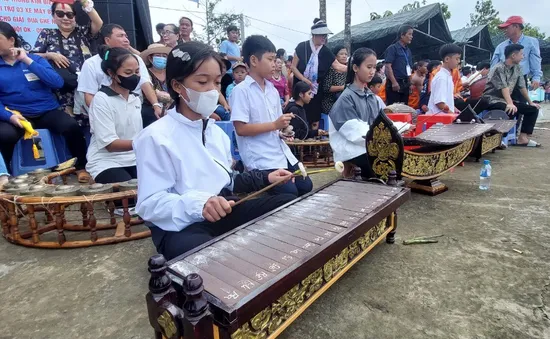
left=474, top=98, right=538, bottom=135
left=349, top=154, right=376, bottom=180
left=150, top=194, right=296, bottom=260
left=386, top=79, right=410, bottom=106
left=95, top=166, right=137, bottom=184
left=265, top=161, right=313, bottom=197
left=95, top=166, right=137, bottom=207
left=0, top=108, right=87, bottom=172
left=141, top=104, right=157, bottom=129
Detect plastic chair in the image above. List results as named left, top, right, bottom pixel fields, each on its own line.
left=215, top=121, right=241, bottom=161
left=416, top=113, right=458, bottom=133
left=51, top=125, right=91, bottom=163
left=11, top=129, right=60, bottom=176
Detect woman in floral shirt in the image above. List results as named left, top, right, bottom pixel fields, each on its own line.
left=322, top=45, right=348, bottom=114
left=32, top=0, right=103, bottom=115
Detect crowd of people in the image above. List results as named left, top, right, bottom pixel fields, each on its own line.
left=0, top=3, right=544, bottom=257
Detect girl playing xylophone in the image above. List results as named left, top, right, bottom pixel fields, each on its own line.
left=133, top=42, right=296, bottom=260
left=328, top=48, right=411, bottom=180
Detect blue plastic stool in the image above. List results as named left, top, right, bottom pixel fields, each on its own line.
left=503, top=118, right=518, bottom=145
left=320, top=113, right=329, bottom=130
left=11, top=129, right=60, bottom=176
left=478, top=110, right=517, bottom=146
left=215, top=121, right=241, bottom=161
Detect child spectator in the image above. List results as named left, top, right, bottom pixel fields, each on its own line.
left=285, top=81, right=327, bottom=140
left=408, top=60, right=428, bottom=110
left=428, top=44, right=462, bottom=113
left=368, top=75, right=386, bottom=110
left=230, top=35, right=313, bottom=197
left=219, top=25, right=241, bottom=75
left=225, top=61, right=247, bottom=99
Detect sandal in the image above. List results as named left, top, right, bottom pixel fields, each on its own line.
left=76, top=170, right=92, bottom=183
left=513, top=140, right=541, bottom=147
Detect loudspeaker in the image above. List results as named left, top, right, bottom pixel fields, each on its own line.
left=76, top=0, right=152, bottom=51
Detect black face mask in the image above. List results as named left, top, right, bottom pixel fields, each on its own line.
left=117, top=74, right=140, bottom=91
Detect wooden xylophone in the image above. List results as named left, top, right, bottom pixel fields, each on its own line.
left=366, top=112, right=495, bottom=195
left=145, top=178, right=410, bottom=339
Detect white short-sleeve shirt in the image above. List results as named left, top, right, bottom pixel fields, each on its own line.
left=230, top=75, right=298, bottom=170
left=428, top=67, right=455, bottom=113
left=86, top=86, right=143, bottom=179
left=77, top=54, right=151, bottom=97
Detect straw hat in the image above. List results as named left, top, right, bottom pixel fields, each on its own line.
left=140, top=43, right=171, bottom=65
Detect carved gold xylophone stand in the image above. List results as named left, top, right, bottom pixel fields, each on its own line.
left=0, top=168, right=149, bottom=248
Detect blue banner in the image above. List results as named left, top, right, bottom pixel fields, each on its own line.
left=1, top=0, right=57, bottom=50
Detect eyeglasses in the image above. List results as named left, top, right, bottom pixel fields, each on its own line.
left=55, top=11, right=75, bottom=19
left=161, top=31, right=177, bottom=36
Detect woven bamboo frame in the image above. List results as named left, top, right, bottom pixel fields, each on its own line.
left=0, top=169, right=149, bottom=248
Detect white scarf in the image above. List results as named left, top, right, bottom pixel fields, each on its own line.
left=304, top=39, right=322, bottom=96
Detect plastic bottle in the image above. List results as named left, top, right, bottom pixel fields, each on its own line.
left=479, top=160, right=492, bottom=190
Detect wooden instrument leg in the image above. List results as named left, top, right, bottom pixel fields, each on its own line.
left=407, top=179, right=448, bottom=196
left=386, top=213, right=397, bottom=244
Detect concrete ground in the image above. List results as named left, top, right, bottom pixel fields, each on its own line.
left=1, top=124, right=550, bottom=339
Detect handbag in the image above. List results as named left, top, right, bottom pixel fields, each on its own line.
left=51, top=30, right=81, bottom=93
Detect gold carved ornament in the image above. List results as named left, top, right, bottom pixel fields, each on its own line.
left=231, top=216, right=392, bottom=339
left=482, top=134, right=502, bottom=155
left=402, top=139, right=475, bottom=179
left=157, top=310, right=177, bottom=339
left=367, top=123, right=400, bottom=180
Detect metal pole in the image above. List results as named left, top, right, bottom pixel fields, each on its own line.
left=240, top=14, right=246, bottom=40
left=205, top=0, right=210, bottom=45
left=463, top=44, right=466, bottom=66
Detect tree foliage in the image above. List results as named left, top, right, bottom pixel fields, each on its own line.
left=204, top=0, right=241, bottom=46
left=370, top=1, right=450, bottom=21
left=468, top=0, right=547, bottom=40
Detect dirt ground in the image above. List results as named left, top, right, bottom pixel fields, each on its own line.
left=1, top=124, right=549, bottom=339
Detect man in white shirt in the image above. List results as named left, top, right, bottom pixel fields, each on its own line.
left=230, top=35, right=312, bottom=197
left=77, top=24, right=163, bottom=119
left=428, top=44, right=463, bottom=114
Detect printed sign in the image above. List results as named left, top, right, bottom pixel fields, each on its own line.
left=1, top=0, right=57, bottom=50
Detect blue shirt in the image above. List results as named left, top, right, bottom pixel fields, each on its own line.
left=219, top=40, right=240, bottom=74
left=0, top=54, right=63, bottom=122
left=385, top=42, right=413, bottom=80
left=226, top=81, right=237, bottom=99
left=491, top=34, right=543, bottom=82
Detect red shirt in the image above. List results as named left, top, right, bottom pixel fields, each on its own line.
left=268, top=74, right=289, bottom=99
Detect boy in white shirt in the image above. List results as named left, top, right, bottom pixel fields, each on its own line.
left=428, top=44, right=462, bottom=114
left=230, top=36, right=313, bottom=197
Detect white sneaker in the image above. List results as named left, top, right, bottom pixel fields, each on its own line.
left=114, top=207, right=137, bottom=216
left=0, top=175, right=8, bottom=190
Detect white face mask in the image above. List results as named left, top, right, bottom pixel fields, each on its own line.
left=181, top=86, right=220, bottom=119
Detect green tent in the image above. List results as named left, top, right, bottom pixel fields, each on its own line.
left=451, top=25, right=494, bottom=65
left=328, top=3, right=453, bottom=60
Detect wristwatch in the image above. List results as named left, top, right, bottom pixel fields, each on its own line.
left=152, top=103, right=163, bottom=109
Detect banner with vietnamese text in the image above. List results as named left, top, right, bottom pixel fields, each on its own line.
left=1, top=0, right=57, bottom=50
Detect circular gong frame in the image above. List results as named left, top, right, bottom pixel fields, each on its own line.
left=0, top=168, right=149, bottom=249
